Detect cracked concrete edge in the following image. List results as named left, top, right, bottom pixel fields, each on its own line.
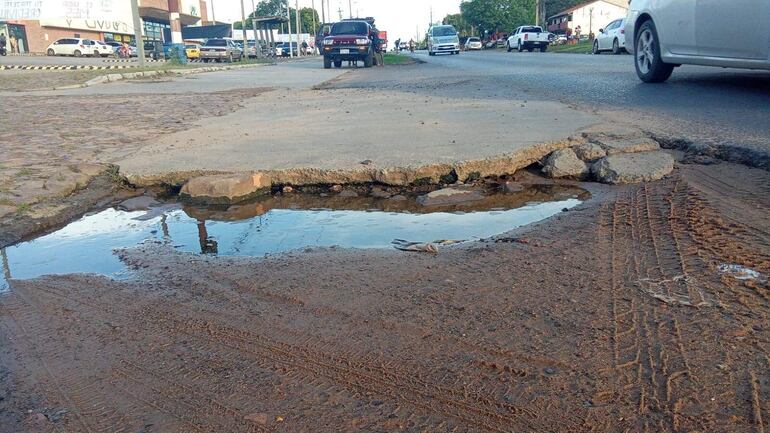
left=122, top=138, right=579, bottom=189
left=647, top=131, right=770, bottom=171
left=44, top=62, right=272, bottom=91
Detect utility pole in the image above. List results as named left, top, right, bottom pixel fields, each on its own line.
left=430, top=7, right=433, bottom=26
left=312, top=0, right=318, bottom=32
left=320, top=0, right=325, bottom=25
left=295, top=0, right=301, bottom=56
left=337, top=6, right=343, bottom=21
left=240, top=0, right=249, bottom=60
left=286, top=0, right=294, bottom=58
left=535, top=0, right=540, bottom=27
left=348, top=0, right=352, bottom=18
left=130, top=0, right=145, bottom=66
left=210, top=0, right=216, bottom=23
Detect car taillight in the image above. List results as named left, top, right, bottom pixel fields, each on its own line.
left=79, top=44, right=85, bottom=48
left=620, top=29, right=625, bottom=34
left=524, top=34, right=529, bottom=40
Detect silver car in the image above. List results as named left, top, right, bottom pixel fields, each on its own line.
left=200, top=38, right=243, bottom=63
left=625, top=0, right=770, bottom=82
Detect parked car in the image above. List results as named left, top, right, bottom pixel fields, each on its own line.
left=464, top=37, right=482, bottom=50
left=427, top=24, right=460, bottom=56
left=594, top=18, right=626, bottom=55
left=322, top=20, right=375, bottom=68
left=625, top=0, right=770, bottom=82
left=496, top=37, right=508, bottom=49
left=277, top=42, right=299, bottom=57
left=484, top=39, right=497, bottom=49
left=185, top=44, right=201, bottom=59
left=554, top=35, right=568, bottom=45
left=507, top=26, right=550, bottom=52
left=46, top=38, right=99, bottom=57
left=200, top=38, right=243, bottom=63
left=91, top=41, right=114, bottom=57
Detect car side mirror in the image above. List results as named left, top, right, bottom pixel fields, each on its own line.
left=599, top=28, right=604, bottom=33
left=323, top=30, right=330, bottom=36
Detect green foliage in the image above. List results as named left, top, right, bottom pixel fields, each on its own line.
left=460, top=0, right=537, bottom=36
left=244, top=1, right=319, bottom=34
left=441, top=13, right=473, bottom=37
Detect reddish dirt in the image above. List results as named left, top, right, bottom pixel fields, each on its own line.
left=0, top=162, right=768, bottom=433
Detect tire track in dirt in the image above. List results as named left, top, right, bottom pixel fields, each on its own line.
left=11, top=278, right=581, bottom=433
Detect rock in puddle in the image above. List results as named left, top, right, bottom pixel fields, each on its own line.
left=416, top=187, right=484, bottom=206
left=541, top=148, right=589, bottom=179
left=592, top=152, right=675, bottom=184
left=118, top=196, right=160, bottom=211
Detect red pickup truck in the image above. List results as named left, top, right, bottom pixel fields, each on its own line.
left=322, top=20, right=375, bottom=68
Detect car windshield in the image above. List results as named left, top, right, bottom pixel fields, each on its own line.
left=330, top=21, right=368, bottom=35
left=432, top=26, right=457, bottom=37
left=468, top=37, right=480, bottom=42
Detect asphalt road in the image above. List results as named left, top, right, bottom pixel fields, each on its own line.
left=345, top=50, right=770, bottom=161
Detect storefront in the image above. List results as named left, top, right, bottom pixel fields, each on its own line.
left=0, top=22, right=29, bottom=54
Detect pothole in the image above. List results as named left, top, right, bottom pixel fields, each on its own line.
left=0, top=184, right=586, bottom=290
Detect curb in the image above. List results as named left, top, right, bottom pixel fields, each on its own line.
left=102, top=58, right=167, bottom=63
left=1, top=64, right=134, bottom=71
left=73, top=62, right=270, bottom=89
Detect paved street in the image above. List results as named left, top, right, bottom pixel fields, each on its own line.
left=390, top=50, right=770, bottom=157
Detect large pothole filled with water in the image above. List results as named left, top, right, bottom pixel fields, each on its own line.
left=0, top=183, right=588, bottom=291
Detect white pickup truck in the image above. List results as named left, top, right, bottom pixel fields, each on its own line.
left=507, top=26, right=550, bottom=52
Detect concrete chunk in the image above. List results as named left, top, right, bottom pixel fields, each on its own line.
left=542, top=148, right=589, bottom=179
left=180, top=172, right=272, bottom=203
left=592, top=152, right=675, bottom=184
left=592, top=137, right=660, bottom=155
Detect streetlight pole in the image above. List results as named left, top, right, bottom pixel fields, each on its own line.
left=295, top=0, right=301, bottom=56
left=130, top=0, right=145, bottom=66
left=210, top=0, right=216, bottom=23
left=348, top=0, right=352, bottom=18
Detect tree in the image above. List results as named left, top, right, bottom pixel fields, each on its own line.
left=460, top=0, right=536, bottom=37
left=239, top=1, right=319, bottom=34
left=442, top=13, right=473, bottom=37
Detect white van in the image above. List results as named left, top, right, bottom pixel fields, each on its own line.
left=427, top=25, right=460, bottom=56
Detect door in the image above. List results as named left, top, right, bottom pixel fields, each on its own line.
left=599, top=20, right=618, bottom=50
left=653, top=0, right=697, bottom=55
left=696, top=0, right=770, bottom=59
left=59, top=39, right=75, bottom=55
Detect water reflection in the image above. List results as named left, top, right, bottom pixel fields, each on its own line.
left=0, top=185, right=586, bottom=287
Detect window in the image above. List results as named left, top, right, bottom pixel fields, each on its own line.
left=330, top=22, right=368, bottom=36
left=206, top=39, right=227, bottom=47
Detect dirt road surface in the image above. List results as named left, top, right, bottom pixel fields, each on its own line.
left=1, top=162, right=767, bottom=433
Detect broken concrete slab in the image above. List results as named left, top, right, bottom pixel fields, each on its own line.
left=592, top=136, right=660, bottom=156
left=416, top=187, right=485, bottom=206
left=542, top=149, right=589, bottom=179
left=573, top=143, right=607, bottom=162
left=180, top=172, right=272, bottom=203
left=592, top=151, right=675, bottom=184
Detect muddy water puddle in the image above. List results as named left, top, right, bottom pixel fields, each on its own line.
left=0, top=185, right=585, bottom=291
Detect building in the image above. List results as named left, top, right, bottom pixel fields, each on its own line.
left=547, top=0, right=628, bottom=37
left=0, top=0, right=208, bottom=54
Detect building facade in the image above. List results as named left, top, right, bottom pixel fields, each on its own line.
left=1, top=0, right=207, bottom=53
left=547, top=0, right=627, bottom=37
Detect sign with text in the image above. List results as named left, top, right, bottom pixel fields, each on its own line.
left=0, top=0, right=124, bottom=20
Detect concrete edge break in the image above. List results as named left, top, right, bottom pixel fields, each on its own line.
left=58, top=62, right=271, bottom=90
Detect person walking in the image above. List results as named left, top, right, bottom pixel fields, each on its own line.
left=370, top=22, right=384, bottom=67
left=395, top=38, right=401, bottom=52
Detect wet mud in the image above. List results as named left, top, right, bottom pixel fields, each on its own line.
left=0, top=162, right=768, bottom=432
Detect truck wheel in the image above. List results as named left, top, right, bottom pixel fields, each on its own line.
left=517, top=41, right=523, bottom=52
left=333, top=60, right=342, bottom=68
left=612, top=39, right=621, bottom=54
left=506, top=42, right=512, bottom=52
left=540, top=45, right=548, bottom=52
left=429, top=50, right=435, bottom=56
left=364, top=50, right=373, bottom=67
left=527, top=46, right=533, bottom=52
left=323, top=57, right=332, bottom=69
left=634, top=19, right=674, bottom=83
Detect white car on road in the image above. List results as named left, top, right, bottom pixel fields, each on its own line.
left=46, top=38, right=99, bottom=57
left=625, top=0, right=770, bottom=82
left=427, top=25, right=460, bottom=56
left=464, top=37, right=482, bottom=50
left=593, top=18, right=626, bottom=55
left=506, top=26, right=550, bottom=52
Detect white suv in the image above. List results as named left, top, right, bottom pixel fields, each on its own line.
left=625, top=0, right=770, bottom=82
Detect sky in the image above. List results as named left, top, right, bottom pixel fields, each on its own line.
left=209, top=0, right=461, bottom=41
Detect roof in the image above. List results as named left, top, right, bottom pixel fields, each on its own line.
left=548, top=0, right=628, bottom=20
